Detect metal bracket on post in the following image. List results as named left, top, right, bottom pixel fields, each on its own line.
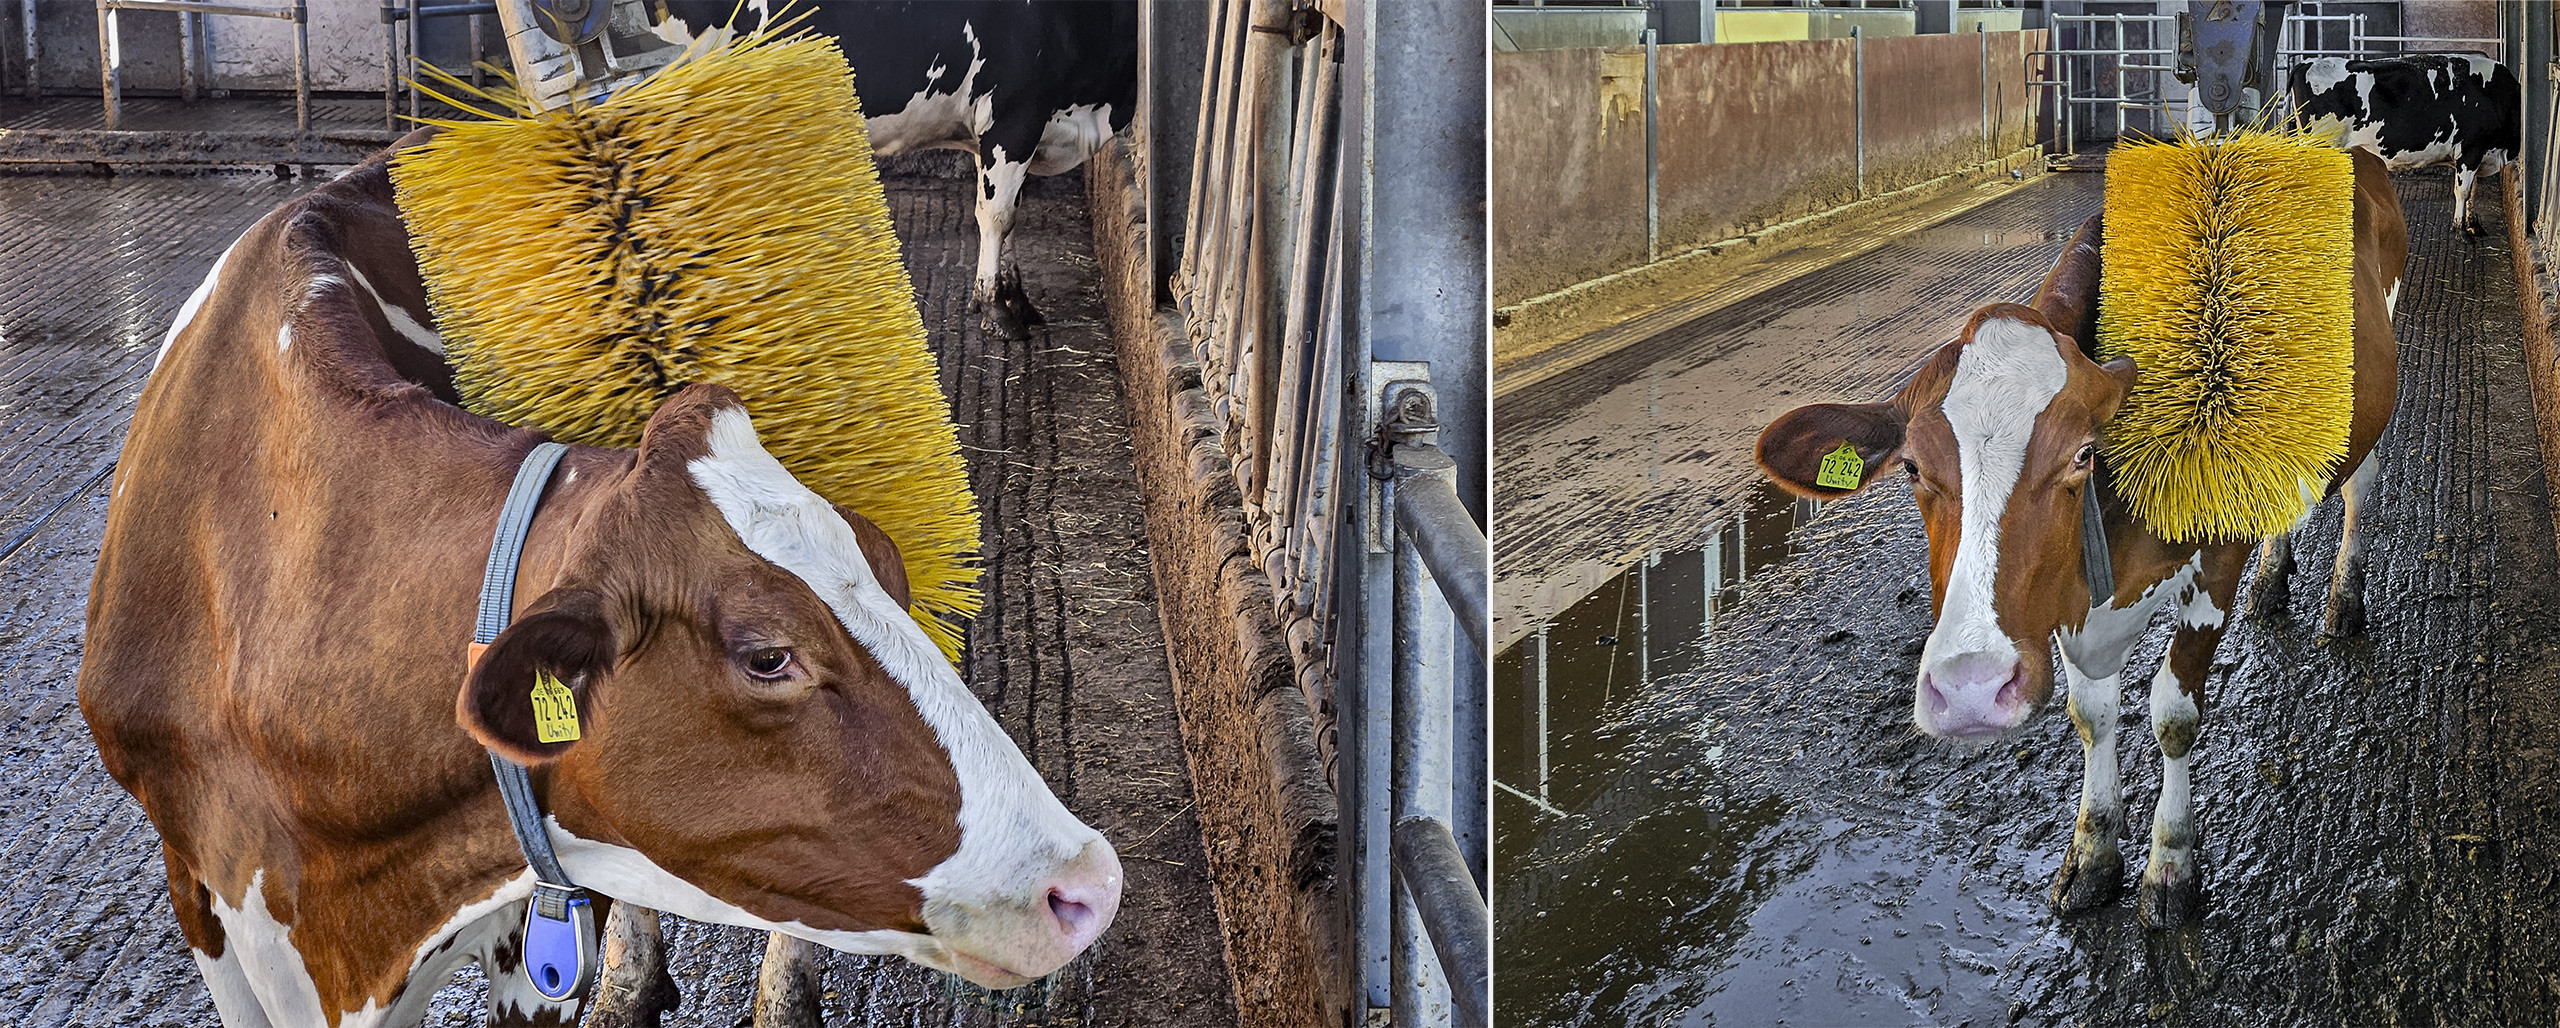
left=1366, top=360, right=1432, bottom=554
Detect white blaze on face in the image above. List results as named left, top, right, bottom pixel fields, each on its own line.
left=1919, top=317, right=2070, bottom=679
left=680, top=406, right=1117, bottom=981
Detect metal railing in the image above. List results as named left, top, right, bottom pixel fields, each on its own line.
left=97, top=0, right=311, bottom=130
left=1171, top=1, right=1487, bottom=1023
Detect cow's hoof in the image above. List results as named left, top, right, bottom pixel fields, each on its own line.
left=2320, top=568, right=2366, bottom=641
left=2136, top=860, right=2204, bottom=929
left=586, top=964, right=681, bottom=1028
left=2050, top=841, right=2123, bottom=915
left=2246, top=572, right=2290, bottom=623
left=751, top=933, right=826, bottom=1028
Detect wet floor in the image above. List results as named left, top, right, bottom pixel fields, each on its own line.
left=1494, top=172, right=2560, bottom=1025
left=1492, top=174, right=2109, bottom=653
left=0, top=149, right=1230, bottom=1025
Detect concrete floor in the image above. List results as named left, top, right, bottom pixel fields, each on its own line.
left=1494, top=170, right=2560, bottom=1025
left=0, top=147, right=1232, bottom=1025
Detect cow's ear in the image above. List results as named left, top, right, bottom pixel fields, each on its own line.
left=832, top=504, right=913, bottom=610
left=459, top=589, right=616, bottom=765
left=1757, top=401, right=1907, bottom=499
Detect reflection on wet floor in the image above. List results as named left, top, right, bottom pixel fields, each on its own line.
left=1493, top=479, right=1816, bottom=816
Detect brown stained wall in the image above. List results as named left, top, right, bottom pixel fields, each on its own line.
left=1652, top=39, right=1857, bottom=259
left=1492, top=46, right=1650, bottom=306
left=1495, top=31, right=2044, bottom=306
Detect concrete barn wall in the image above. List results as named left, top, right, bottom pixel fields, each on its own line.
left=11, top=0, right=485, bottom=98
left=1494, top=30, right=2044, bottom=308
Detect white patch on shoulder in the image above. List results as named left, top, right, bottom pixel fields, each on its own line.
left=684, top=406, right=1104, bottom=962
left=1918, top=317, right=2069, bottom=669
left=2060, top=552, right=2201, bottom=678
left=2305, top=57, right=2350, bottom=95
left=345, top=263, right=446, bottom=356
left=156, top=232, right=246, bottom=371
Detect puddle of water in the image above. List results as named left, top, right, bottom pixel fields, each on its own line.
left=1492, top=479, right=1817, bottom=816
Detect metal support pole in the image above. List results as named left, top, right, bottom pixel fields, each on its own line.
left=99, top=2, right=119, bottom=130
left=292, top=0, right=309, bottom=131
left=381, top=0, right=398, bottom=129
left=2114, top=13, right=2126, bottom=139
left=1852, top=25, right=1865, bottom=198
left=1980, top=25, right=1990, bottom=159
left=1391, top=465, right=1490, bottom=659
left=1644, top=26, right=1658, bottom=264
left=180, top=10, right=197, bottom=102
left=1389, top=447, right=1456, bottom=1027
left=20, top=0, right=36, bottom=100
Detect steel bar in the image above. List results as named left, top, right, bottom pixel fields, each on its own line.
left=1534, top=622, right=1549, bottom=799
left=180, top=10, right=197, bottom=101
left=1392, top=459, right=1488, bottom=659
left=470, top=11, right=483, bottom=87
left=1643, top=27, right=1657, bottom=263
left=382, top=0, right=397, bottom=128
left=99, top=2, right=118, bottom=130
left=293, top=0, right=308, bottom=131
left=1389, top=444, right=1456, bottom=1026
left=1853, top=26, right=1864, bottom=198
left=1179, top=0, right=1231, bottom=299
left=1391, top=818, right=1489, bottom=1028
left=19, top=0, right=35, bottom=101
left=102, top=0, right=292, bottom=17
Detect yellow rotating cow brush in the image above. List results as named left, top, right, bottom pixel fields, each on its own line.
left=393, top=18, right=980, bottom=660
left=2097, top=124, right=2358, bottom=543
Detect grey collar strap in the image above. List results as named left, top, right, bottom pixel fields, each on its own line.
left=472, top=440, right=598, bottom=1004
left=2080, top=471, right=2115, bottom=604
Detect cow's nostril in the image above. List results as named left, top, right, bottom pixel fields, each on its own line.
left=1922, top=676, right=1953, bottom=715
left=1048, top=890, right=1097, bottom=943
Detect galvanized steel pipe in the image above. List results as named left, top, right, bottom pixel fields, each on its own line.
left=1392, top=818, right=1489, bottom=1028
left=1392, top=446, right=1489, bottom=659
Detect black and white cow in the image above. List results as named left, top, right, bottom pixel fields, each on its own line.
left=656, top=0, right=1139, bottom=338
left=2288, top=53, right=2521, bottom=235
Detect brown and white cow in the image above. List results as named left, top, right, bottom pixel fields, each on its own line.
left=1756, top=146, right=2407, bottom=925
left=77, top=135, right=1119, bottom=1026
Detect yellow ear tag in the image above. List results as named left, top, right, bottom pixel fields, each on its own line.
left=529, top=670, right=581, bottom=744
left=1814, top=441, right=1866, bottom=490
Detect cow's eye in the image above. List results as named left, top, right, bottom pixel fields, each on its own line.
left=742, top=647, right=795, bottom=680
left=2074, top=443, right=2095, bottom=468
left=1902, top=458, right=1919, bottom=478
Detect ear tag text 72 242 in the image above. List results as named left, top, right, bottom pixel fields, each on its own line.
left=1815, top=441, right=1865, bottom=490
left=529, top=670, right=581, bottom=744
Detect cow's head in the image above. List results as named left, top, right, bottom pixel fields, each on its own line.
left=459, top=384, right=1117, bottom=988
left=1757, top=303, right=2136, bottom=739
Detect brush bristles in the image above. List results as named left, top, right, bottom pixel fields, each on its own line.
left=393, top=25, right=981, bottom=660
left=2097, top=128, right=2358, bottom=543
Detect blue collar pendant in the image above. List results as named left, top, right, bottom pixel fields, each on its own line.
left=523, top=881, right=598, bottom=1002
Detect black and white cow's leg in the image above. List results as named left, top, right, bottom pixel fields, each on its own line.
left=2321, top=451, right=2380, bottom=639
left=751, top=932, right=825, bottom=1028
left=2136, top=545, right=2246, bottom=928
left=970, top=147, right=1037, bottom=340
left=2051, top=647, right=2126, bottom=914
left=2456, top=165, right=2482, bottom=236
left=587, top=902, right=681, bottom=1028
left=2245, top=532, right=2293, bottom=622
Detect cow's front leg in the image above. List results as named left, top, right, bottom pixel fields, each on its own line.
left=2246, top=532, right=2293, bottom=622
left=2052, top=650, right=2125, bottom=913
left=2321, top=451, right=2379, bottom=639
left=2137, top=548, right=2243, bottom=927
left=971, top=148, right=1036, bottom=340
left=2456, top=165, right=2482, bottom=236
left=752, top=932, right=825, bottom=1028
left=587, top=903, right=681, bottom=1028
